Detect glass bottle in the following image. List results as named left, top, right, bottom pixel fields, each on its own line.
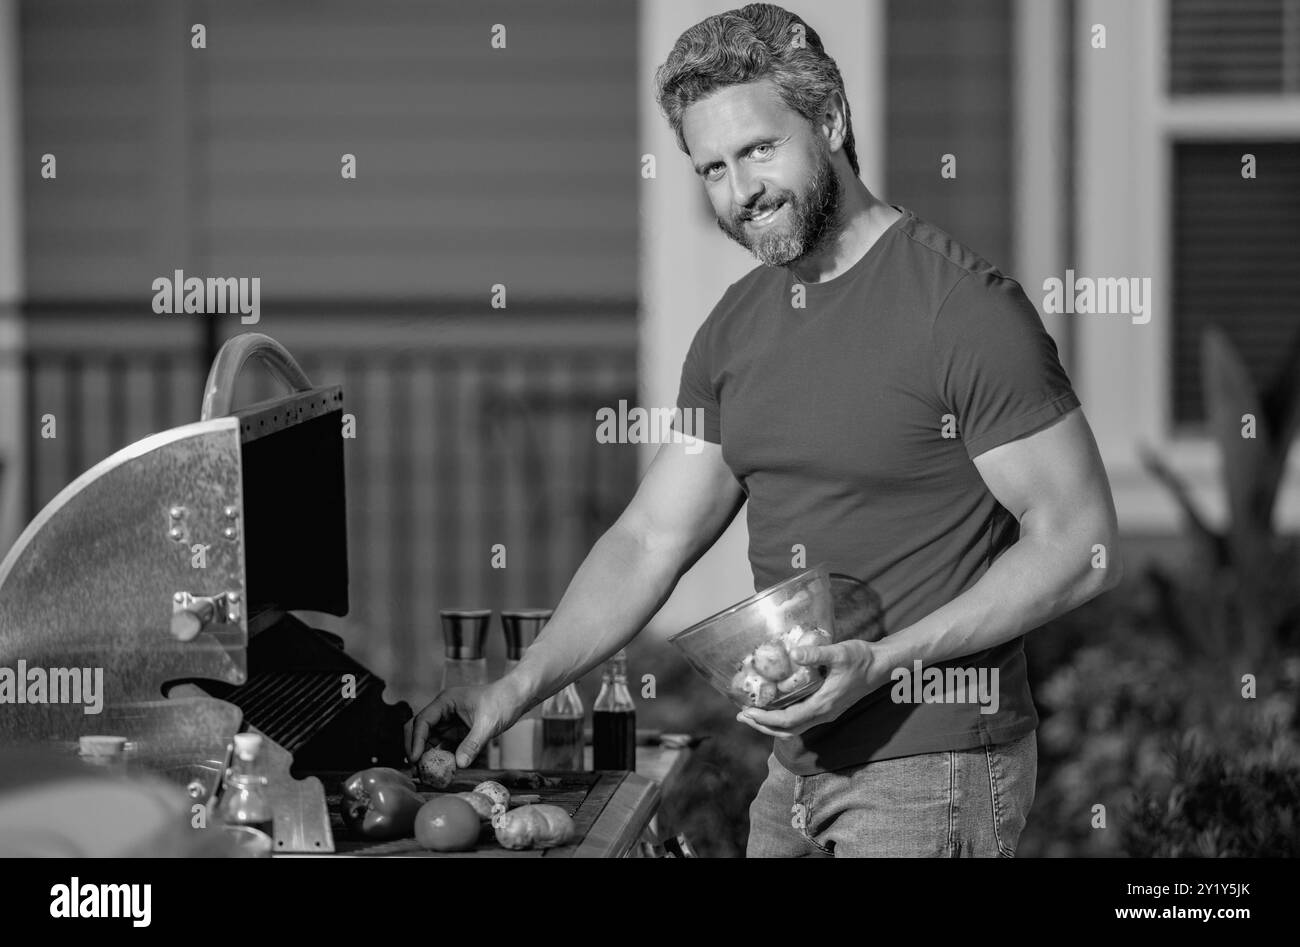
left=593, top=649, right=637, bottom=771
left=439, top=608, right=492, bottom=768
left=540, top=680, right=585, bottom=771
left=219, top=732, right=274, bottom=849
left=497, top=609, right=550, bottom=769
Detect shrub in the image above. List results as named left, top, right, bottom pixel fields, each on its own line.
left=631, top=643, right=771, bottom=857
left=1124, top=732, right=1300, bottom=857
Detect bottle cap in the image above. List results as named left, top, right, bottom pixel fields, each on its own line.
left=440, top=609, right=492, bottom=659
left=501, top=608, right=552, bottom=660
left=233, top=732, right=262, bottom=760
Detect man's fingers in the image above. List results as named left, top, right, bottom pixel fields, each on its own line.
left=736, top=713, right=785, bottom=738
left=457, top=715, right=497, bottom=769
left=409, top=695, right=455, bottom=758
left=790, top=643, right=840, bottom=666
left=770, top=688, right=833, bottom=722
left=456, top=732, right=483, bottom=769
left=736, top=710, right=826, bottom=738
left=744, top=706, right=794, bottom=729
left=738, top=690, right=833, bottom=736
left=409, top=716, right=428, bottom=760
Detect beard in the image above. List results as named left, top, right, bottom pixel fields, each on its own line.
left=715, top=147, right=842, bottom=267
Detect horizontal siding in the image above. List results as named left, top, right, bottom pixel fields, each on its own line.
left=886, top=0, right=1014, bottom=272
left=20, top=0, right=164, bottom=297
left=21, top=0, right=638, bottom=301
left=194, top=0, right=637, bottom=299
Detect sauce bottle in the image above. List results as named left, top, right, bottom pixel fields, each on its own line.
left=593, top=650, right=636, bottom=771
left=540, top=681, right=585, bottom=771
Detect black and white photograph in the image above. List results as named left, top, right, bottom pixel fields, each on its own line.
left=0, top=0, right=1295, bottom=916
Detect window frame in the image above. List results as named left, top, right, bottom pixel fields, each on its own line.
left=1075, top=0, right=1300, bottom=532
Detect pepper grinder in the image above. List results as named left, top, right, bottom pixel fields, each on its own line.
left=495, top=609, right=552, bottom=769
left=439, top=608, right=492, bottom=768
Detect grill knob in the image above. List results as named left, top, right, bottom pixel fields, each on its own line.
left=171, top=610, right=205, bottom=642
left=171, top=598, right=217, bottom=641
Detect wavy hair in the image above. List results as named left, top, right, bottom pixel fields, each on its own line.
left=654, top=3, right=859, bottom=178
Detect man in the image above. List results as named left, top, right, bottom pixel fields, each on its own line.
left=411, top=2, right=1121, bottom=857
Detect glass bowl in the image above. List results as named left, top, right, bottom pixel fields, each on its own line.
left=669, top=565, right=837, bottom=711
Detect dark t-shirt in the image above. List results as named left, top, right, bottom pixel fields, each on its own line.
left=674, top=206, right=1080, bottom=776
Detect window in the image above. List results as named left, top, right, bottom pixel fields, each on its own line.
left=1171, top=141, right=1300, bottom=426
left=1073, top=0, right=1300, bottom=530
left=1169, top=0, right=1300, bottom=94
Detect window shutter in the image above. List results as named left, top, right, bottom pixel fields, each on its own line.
left=1169, top=0, right=1300, bottom=94
left=1171, top=141, right=1300, bottom=426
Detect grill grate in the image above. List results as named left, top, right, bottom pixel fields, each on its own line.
left=223, top=670, right=381, bottom=756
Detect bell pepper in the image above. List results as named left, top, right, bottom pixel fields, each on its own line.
left=340, top=767, right=424, bottom=840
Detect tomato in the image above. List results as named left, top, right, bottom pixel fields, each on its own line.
left=414, top=796, right=481, bottom=852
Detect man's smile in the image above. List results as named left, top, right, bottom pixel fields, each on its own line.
left=744, top=200, right=787, bottom=227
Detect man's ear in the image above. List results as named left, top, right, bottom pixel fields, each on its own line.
left=820, top=90, right=849, bottom=152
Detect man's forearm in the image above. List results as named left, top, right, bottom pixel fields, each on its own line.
left=874, top=526, right=1121, bottom=675
left=503, top=521, right=683, bottom=710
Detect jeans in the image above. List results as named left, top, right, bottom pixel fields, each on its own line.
left=746, top=730, right=1037, bottom=857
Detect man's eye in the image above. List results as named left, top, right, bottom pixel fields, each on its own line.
left=704, top=165, right=725, bottom=181
left=752, top=143, right=774, bottom=158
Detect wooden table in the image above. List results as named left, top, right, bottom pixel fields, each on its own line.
left=580, top=743, right=691, bottom=858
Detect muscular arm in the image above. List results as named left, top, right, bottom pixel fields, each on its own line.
left=503, top=435, right=746, bottom=710
left=873, top=406, right=1122, bottom=672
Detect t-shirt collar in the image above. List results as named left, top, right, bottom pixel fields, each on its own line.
left=784, top=204, right=911, bottom=297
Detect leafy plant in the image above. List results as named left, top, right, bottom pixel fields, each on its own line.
left=1139, top=326, right=1300, bottom=663
left=637, top=650, right=770, bottom=858
left=1027, top=326, right=1300, bottom=857
left=1124, top=731, right=1300, bottom=857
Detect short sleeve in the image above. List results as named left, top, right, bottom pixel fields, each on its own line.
left=931, top=273, right=1080, bottom=459
left=673, top=319, right=723, bottom=444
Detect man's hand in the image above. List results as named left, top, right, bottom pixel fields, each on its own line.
left=736, top=639, right=890, bottom=738
left=408, top=679, right=528, bottom=767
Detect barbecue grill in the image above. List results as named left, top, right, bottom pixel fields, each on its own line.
left=0, top=333, right=661, bottom=856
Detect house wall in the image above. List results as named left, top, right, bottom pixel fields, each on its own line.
left=0, top=0, right=23, bottom=555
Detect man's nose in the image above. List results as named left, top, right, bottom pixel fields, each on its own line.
left=729, top=169, right=763, bottom=214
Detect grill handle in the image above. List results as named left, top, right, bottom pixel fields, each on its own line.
left=201, top=332, right=315, bottom=420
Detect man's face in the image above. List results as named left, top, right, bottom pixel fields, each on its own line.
left=682, top=79, right=841, bottom=267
